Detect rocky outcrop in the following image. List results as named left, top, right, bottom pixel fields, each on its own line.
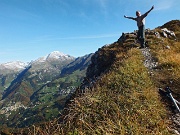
left=161, top=28, right=176, bottom=38
left=86, top=47, right=116, bottom=79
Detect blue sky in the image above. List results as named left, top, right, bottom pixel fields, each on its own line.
left=0, top=0, right=179, bottom=63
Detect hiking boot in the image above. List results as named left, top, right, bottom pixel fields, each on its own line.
left=139, top=46, right=145, bottom=49
left=139, top=43, right=145, bottom=49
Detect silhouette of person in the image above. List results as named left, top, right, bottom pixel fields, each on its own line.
left=124, top=6, right=154, bottom=48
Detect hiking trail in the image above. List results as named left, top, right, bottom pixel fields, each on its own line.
left=140, top=47, right=180, bottom=135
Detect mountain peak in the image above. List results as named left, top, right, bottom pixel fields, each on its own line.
left=47, top=51, right=67, bottom=59
left=0, top=61, right=27, bottom=71
left=32, top=51, right=75, bottom=64
left=46, top=51, right=74, bottom=61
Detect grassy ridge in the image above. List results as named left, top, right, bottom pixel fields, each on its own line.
left=3, top=20, right=180, bottom=134
left=60, top=46, right=169, bottom=134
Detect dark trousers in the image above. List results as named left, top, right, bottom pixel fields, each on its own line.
left=137, top=25, right=145, bottom=47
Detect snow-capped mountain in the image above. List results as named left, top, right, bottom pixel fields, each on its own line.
left=0, top=51, right=75, bottom=74
left=33, top=51, right=74, bottom=63
left=0, top=52, right=93, bottom=128
left=0, top=61, right=27, bottom=71
left=46, top=51, right=74, bottom=61
left=34, top=56, right=47, bottom=63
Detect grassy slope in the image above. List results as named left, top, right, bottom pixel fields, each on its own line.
left=2, top=20, right=180, bottom=134
left=151, top=20, right=180, bottom=102
left=60, top=44, right=170, bottom=134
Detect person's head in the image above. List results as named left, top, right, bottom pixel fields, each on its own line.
left=136, top=11, right=141, bottom=17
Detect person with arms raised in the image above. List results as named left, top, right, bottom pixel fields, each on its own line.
left=124, top=6, right=154, bottom=48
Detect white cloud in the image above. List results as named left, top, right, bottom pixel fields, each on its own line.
left=58, top=33, right=120, bottom=39
left=22, top=33, right=120, bottom=44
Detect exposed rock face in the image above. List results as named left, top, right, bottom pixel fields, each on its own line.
left=118, top=27, right=176, bottom=43
left=86, top=47, right=116, bottom=79
left=160, top=20, right=180, bottom=40
left=161, top=28, right=176, bottom=38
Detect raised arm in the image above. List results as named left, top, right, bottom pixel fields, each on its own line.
left=143, top=5, right=154, bottom=17
left=124, top=15, right=136, bottom=20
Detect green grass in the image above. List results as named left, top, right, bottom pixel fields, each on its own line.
left=3, top=20, right=180, bottom=135
left=59, top=47, right=169, bottom=135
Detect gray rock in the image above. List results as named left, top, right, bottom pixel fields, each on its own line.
left=161, top=28, right=176, bottom=38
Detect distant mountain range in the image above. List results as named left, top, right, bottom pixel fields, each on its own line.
left=0, top=51, right=93, bottom=127
left=0, top=51, right=75, bottom=72
left=0, top=61, right=26, bottom=70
